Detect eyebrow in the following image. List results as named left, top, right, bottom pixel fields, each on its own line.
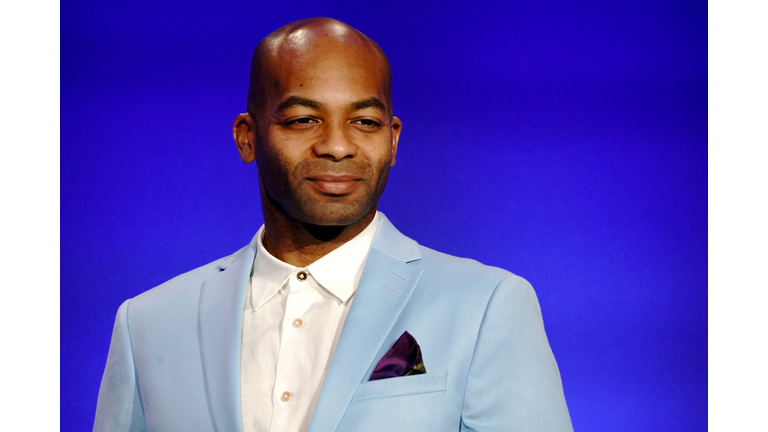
left=352, top=97, right=387, bottom=113
left=277, top=96, right=322, bottom=112
left=276, top=95, right=387, bottom=114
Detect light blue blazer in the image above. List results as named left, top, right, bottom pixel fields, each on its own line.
left=94, top=214, right=573, bottom=431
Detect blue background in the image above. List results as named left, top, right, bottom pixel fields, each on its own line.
left=61, top=0, right=707, bottom=430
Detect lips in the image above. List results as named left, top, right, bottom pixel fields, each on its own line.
left=307, top=174, right=361, bottom=195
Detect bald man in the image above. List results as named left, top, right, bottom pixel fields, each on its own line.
left=93, top=18, right=573, bottom=432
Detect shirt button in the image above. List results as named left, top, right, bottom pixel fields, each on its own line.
left=292, top=318, right=303, bottom=329
left=296, top=271, right=307, bottom=282
left=280, top=391, right=292, bottom=402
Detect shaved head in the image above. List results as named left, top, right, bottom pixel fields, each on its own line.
left=246, top=17, right=392, bottom=119
left=232, top=17, right=402, bottom=261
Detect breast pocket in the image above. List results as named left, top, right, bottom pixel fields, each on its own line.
left=351, top=371, right=448, bottom=402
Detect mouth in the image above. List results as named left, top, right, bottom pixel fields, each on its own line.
left=306, top=174, right=362, bottom=195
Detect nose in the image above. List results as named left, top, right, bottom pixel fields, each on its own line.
left=312, top=121, right=357, bottom=161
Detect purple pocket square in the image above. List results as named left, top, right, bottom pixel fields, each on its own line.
left=369, top=331, right=426, bottom=381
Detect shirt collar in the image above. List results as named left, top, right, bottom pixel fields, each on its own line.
left=250, top=212, right=380, bottom=310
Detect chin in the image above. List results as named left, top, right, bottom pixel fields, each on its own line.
left=264, top=184, right=380, bottom=228
left=295, top=202, right=374, bottom=227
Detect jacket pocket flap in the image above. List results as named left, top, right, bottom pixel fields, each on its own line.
left=351, top=371, right=448, bottom=402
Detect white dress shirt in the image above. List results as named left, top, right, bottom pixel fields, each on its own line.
left=240, top=212, right=380, bottom=432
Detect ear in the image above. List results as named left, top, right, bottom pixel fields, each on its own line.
left=389, top=116, right=402, bottom=167
left=233, top=113, right=257, bottom=163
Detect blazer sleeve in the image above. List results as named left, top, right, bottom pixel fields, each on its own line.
left=93, top=299, right=148, bottom=432
left=460, top=275, right=573, bottom=432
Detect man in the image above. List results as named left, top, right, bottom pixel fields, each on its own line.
left=94, top=17, right=573, bottom=432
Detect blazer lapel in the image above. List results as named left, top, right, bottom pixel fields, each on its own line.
left=308, top=215, right=423, bottom=432
left=198, top=242, right=257, bottom=432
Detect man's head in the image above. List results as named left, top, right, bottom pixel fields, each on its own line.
left=233, top=17, right=401, bottom=228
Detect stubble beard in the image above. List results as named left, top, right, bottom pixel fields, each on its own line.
left=262, top=156, right=391, bottom=228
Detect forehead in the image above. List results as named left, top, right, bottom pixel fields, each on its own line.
left=263, top=35, right=388, bottom=108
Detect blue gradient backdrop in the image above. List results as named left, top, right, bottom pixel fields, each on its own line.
left=62, top=0, right=707, bottom=430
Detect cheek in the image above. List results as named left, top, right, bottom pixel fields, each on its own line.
left=369, top=151, right=394, bottom=187
left=256, top=143, right=293, bottom=187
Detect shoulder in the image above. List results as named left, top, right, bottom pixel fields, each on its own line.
left=417, top=244, right=532, bottom=292
left=373, top=214, right=536, bottom=306
left=126, top=245, right=248, bottom=312
left=417, top=244, right=518, bottom=285
left=412, top=244, right=539, bottom=315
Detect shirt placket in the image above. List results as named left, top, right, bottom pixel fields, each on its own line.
left=271, top=269, right=314, bottom=431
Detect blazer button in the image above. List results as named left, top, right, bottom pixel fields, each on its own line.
left=296, top=271, right=307, bottom=282
left=280, top=391, right=292, bottom=402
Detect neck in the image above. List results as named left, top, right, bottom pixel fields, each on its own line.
left=260, top=203, right=377, bottom=268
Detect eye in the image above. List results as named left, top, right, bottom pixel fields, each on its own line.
left=284, top=117, right=319, bottom=129
left=351, top=118, right=382, bottom=128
